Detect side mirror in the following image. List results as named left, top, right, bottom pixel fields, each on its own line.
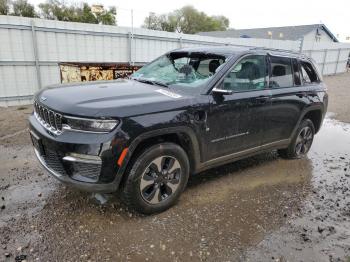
left=211, top=87, right=233, bottom=96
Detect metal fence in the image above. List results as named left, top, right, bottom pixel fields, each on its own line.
left=1, top=15, right=350, bottom=106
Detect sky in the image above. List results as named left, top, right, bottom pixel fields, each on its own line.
left=30, top=0, right=350, bottom=42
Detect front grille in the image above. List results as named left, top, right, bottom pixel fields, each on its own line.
left=34, top=101, right=63, bottom=135
left=41, top=149, right=67, bottom=176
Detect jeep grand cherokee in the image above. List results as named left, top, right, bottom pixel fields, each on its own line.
left=29, top=46, right=328, bottom=214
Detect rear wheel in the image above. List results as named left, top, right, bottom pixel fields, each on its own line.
left=121, top=143, right=189, bottom=214
left=278, top=119, right=315, bottom=159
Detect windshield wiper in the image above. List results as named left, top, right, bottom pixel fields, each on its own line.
left=132, top=78, right=169, bottom=88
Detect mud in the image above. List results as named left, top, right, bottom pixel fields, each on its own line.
left=0, top=116, right=349, bottom=261
left=244, top=118, right=350, bottom=262
left=324, top=72, right=350, bottom=124
left=1, top=73, right=350, bottom=261
left=0, top=106, right=32, bottom=146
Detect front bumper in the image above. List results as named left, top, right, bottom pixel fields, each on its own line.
left=29, top=114, right=127, bottom=193
left=33, top=147, right=118, bottom=192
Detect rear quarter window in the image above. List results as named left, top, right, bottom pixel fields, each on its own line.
left=300, top=61, right=320, bottom=84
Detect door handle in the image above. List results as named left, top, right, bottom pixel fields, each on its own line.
left=255, top=96, right=270, bottom=104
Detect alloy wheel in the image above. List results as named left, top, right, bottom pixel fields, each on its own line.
left=140, top=156, right=182, bottom=204
left=295, top=126, right=313, bottom=156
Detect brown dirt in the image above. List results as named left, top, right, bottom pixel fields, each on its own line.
left=324, top=72, right=350, bottom=123
left=0, top=105, right=32, bottom=146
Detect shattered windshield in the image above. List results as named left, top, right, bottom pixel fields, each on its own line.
left=131, top=52, right=227, bottom=88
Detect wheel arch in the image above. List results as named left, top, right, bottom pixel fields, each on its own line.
left=116, top=126, right=201, bottom=180
left=291, top=105, right=324, bottom=139
left=303, top=110, right=323, bottom=133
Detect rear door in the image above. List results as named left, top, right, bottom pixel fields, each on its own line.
left=262, top=56, right=307, bottom=145
left=204, top=54, right=270, bottom=161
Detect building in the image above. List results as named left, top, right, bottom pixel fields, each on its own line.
left=198, top=24, right=339, bottom=43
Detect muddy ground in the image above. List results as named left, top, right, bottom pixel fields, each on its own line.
left=1, top=73, right=350, bottom=262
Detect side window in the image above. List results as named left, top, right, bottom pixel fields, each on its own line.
left=292, top=59, right=301, bottom=86
left=223, top=55, right=267, bottom=92
left=269, top=56, right=293, bottom=88
left=300, top=61, right=319, bottom=84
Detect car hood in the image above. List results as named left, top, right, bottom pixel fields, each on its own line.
left=35, top=79, right=194, bottom=118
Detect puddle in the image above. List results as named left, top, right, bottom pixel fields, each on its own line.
left=24, top=140, right=315, bottom=260
left=0, top=145, right=57, bottom=223
left=0, top=118, right=349, bottom=261
left=312, top=118, right=350, bottom=154
left=244, top=118, right=350, bottom=261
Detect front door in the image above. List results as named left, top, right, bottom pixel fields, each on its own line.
left=204, top=55, right=270, bottom=161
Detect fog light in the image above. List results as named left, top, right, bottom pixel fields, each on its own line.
left=63, top=153, right=102, bottom=183
left=63, top=153, right=102, bottom=164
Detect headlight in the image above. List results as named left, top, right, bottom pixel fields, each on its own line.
left=62, top=116, right=119, bottom=133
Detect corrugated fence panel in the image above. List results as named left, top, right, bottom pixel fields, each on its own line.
left=0, top=28, right=34, bottom=61
left=113, top=37, right=128, bottom=62
left=1, top=15, right=350, bottom=105
left=40, top=65, right=61, bottom=87
left=0, top=65, right=37, bottom=96
left=302, top=40, right=350, bottom=75
left=308, top=50, right=325, bottom=64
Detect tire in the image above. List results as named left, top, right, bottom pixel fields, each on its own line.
left=121, top=143, right=189, bottom=214
left=278, top=119, right=315, bottom=159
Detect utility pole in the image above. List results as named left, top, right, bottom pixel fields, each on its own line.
left=118, top=7, right=135, bottom=66
left=131, top=9, right=134, bottom=66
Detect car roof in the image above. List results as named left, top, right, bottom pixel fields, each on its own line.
left=171, top=45, right=308, bottom=59
left=170, top=45, right=249, bottom=56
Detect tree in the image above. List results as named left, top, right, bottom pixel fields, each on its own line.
left=0, top=0, right=9, bottom=15
left=38, top=0, right=116, bottom=25
left=159, top=14, right=177, bottom=32
left=95, top=6, right=116, bottom=25
left=143, top=12, right=176, bottom=32
left=144, top=12, right=160, bottom=30
left=142, top=6, right=230, bottom=34
left=39, top=0, right=72, bottom=21
left=12, top=0, right=37, bottom=17
left=211, top=15, right=230, bottom=29
left=74, top=3, right=98, bottom=24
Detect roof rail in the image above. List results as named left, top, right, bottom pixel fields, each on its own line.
left=251, top=47, right=303, bottom=55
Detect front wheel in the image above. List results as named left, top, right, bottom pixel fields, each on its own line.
left=278, top=119, right=315, bottom=159
left=121, top=143, right=189, bottom=214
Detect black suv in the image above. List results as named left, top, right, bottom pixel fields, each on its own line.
left=29, top=46, right=328, bottom=214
